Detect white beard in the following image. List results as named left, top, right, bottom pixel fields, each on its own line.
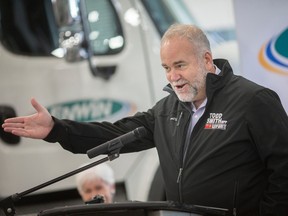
left=173, top=67, right=208, bottom=103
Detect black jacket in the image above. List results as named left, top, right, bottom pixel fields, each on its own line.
left=45, top=59, right=288, bottom=215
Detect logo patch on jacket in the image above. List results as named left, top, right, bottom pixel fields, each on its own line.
left=204, top=113, right=227, bottom=130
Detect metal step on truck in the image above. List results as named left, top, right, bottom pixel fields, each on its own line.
left=0, top=0, right=239, bottom=210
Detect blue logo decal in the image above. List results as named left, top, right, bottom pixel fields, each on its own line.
left=47, top=98, right=137, bottom=122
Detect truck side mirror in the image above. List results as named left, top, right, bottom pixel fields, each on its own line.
left=50, top=0, right=121, bottom=80
left=51, top=0, right=88, bottom=62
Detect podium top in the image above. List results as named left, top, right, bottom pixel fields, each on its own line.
left=38, top=201, right=229, bottom=216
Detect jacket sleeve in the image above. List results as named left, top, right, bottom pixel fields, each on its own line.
left=245, top=88, right=288, bottom=215
left=43, top=110, right=155, bottom=154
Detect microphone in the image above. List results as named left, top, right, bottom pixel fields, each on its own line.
left=87, top=126, right=147, bottom=159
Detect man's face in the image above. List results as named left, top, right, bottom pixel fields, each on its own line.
left=160, top=37, right=210, bottom=105
left=80, top=178, right=115, bottom=203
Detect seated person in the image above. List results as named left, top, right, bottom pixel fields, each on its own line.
left=75, top=163, right=115, bottom=203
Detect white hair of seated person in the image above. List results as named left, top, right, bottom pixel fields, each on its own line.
left=76, top=163, right=115, bottom=203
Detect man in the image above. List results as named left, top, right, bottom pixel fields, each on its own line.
left=76, top=163, right=115, bottom=203
left=2, top=24, right=288, bottom=215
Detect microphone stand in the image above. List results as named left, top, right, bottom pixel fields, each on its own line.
left=0, top=151, right=120, bottom=216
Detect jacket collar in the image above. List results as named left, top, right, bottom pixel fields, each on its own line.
left=205, top=59, right=233, bottom=101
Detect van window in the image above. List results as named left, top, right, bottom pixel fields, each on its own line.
left=84, top=0, right=124, bottom=55
left=0, top=0, right=58, bottom=56
left=0, top=0, right=124, bottom=56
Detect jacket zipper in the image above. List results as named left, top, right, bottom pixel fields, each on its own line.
left=177, top=167, right=183, bottom=183
left=176, top=103, right=208, bottom=203
left=177, top=167, right=183, bottom=203
left=232, top=180, right=239, bottom=216
left=176, top=108, right=192, bottom=203
left=176, top=111, right=183, bottom=127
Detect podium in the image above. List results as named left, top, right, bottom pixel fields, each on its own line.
left=38, top=201, right=229, bottom=216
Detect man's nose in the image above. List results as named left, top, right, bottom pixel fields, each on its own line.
left=169, top=69, right=181, bottom=81
left=91, top=190, right=100, bottom=196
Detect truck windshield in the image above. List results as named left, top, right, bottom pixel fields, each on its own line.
left=141, top=0, right=198, bottom=36
left=141, top=0, right=236, bottom=47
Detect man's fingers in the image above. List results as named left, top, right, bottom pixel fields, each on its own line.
left=11, top=129, right=30, bottom=138
left=3, top=117, right=25, bottom=124
left=31, top=98, right=45, bottom=113
left=3, top=122, right=24, bottom=128
left=3, top=127, right=13, bottom=133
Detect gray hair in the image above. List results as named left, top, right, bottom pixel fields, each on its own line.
left=76, top=163, right=115, bottom=193
left=161, top=23, right=211, bottom=57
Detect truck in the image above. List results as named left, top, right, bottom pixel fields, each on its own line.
left=0, top=0, right=239, bottom=209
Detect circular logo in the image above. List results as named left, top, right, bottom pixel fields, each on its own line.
left=258, top=28, right=288, bottom=75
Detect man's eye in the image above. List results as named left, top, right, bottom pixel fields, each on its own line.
left=176, top=64, right=185, bottom=69
left=84, top=189, right=91, bottom=193
left=163, top=67, right=170, bottom=72
left=95, top=186, right=103, bottom=190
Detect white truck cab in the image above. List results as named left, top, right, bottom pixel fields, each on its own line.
left=0, top=0, right=239, bottom=204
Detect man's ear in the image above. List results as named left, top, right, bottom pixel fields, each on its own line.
left=204, top=51, right=214, bottom=71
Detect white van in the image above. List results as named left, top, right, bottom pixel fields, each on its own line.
left=0, top=0, right=239, bottom=205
